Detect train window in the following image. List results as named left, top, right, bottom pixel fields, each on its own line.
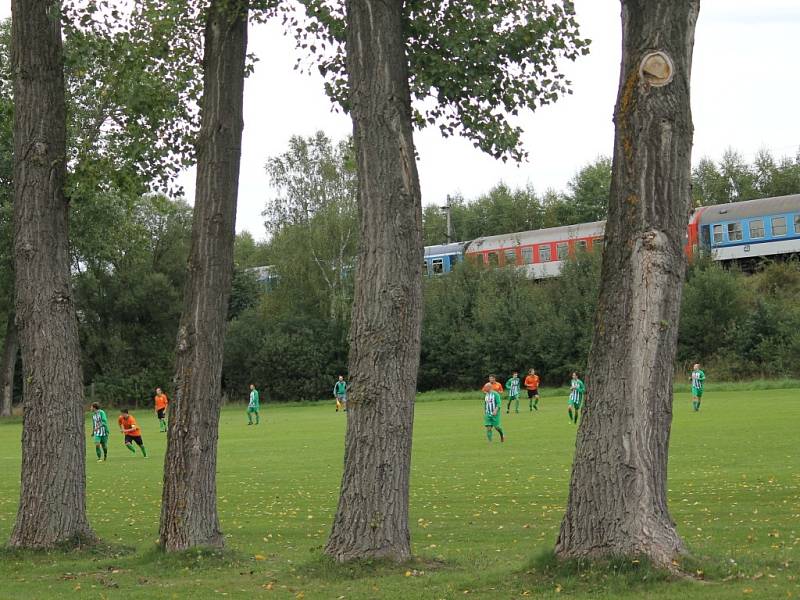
left=576, top=240, right=588, bottom=253
left=726, top=222, right=743, bottom=242
left=794, top=215, right=800, bottom=233
left=556, top=242, right=569, bottom=260
left=712, top=224, right=723, bottom=244
left=772, top=216, right=787, bottom=236
left=593, top=237, right=605, bottom=249
left=487, top=252, right=499, bottom=266
left=504, top=250, right=517, bottom=265
left=749, top=219, right=765, bottom=239
left=521, top=247, right=533, bottom=264
left=432, top=258, right=444, bottom=274
left=539, top=245, right=552, bottom=262
left=422, top=261, right=430, bottom=275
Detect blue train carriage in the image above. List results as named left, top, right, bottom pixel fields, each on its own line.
left=423, top=242, right=465, bottom=275
left=696, top=193, right=800, bottom=261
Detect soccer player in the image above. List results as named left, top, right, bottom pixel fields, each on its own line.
left=484, top=374, right=504, bottom=394
left=247, top=383, right=260, bottom=425
left=482, top=384, right=505, bottom=442
left=568, top=372, right=585, bottom=425
left=91, top=402, right=109, bottom=462
left=505, top=370, right=521, bottom=414
left=154, top=387, right=169, bottom=432
left=690, top=363, right=706, bottom=411
left=524, top=368, right=540, bottom=411
left=333, top=375, right=347, bottom=412
left=118, top=409, right=147, bottom=457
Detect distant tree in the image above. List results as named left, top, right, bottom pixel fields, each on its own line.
left=234, top=231, right=271, bottom=269
left=556, top=0, right=699, bottom=567
left=264, top=132, right=358, bottom=321
left=752, top=148, right=800, bottom=199
left=563, top=156, right=612, bottom=222
left=9, top=0, right=94, bottom=548
left=73, top=193, right=192, bottom=402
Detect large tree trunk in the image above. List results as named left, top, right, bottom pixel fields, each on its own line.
left=1, top=314, right=18, bottom=417
left=159, top=0, right=248, bottom=552
left=324, top=0, right=423, bottom=563
left=9, top=0, right=94, bottom=547
left=555, top=0, right=699, bottom=567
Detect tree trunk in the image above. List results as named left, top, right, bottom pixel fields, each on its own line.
left=1, top=314, right=18, bottom=417
left=159, top=0, right=248, bottom=552
left=9, top=0, right=94, bottom=548
left=324, top=0, right=423, bottom=563
left=555, top=0, right=699, bottom=568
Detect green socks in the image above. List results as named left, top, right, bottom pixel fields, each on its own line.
left=159, top=420, right=166, bottom=432
left=692, top=400, right=700, bottom=411
left=534, top=398, right=539, bottom=410
left=95, top=445, right=102, bottom=459
left=486, top=428, right=493, bottom=441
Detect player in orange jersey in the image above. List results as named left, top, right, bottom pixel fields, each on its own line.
left=154, top=387, right=169, bottom=432
left=524, top=369, right=540, bottom=411
left=118, top=409, right=148, bottom=457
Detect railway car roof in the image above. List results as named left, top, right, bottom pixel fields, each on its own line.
left=424, top=242, right=464, bottom=257
left=465, top=221, right=606, bottom=252
left=697, top=194, right=800, bottom=225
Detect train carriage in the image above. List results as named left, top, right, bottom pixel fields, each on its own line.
left=693, top=193, right=800, bottom=261
left=462, top=221, right=605, bottom=279
left=423, top=242, right=464, bottom=275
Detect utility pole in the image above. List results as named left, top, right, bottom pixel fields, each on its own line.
left=440, top=196, right=452, bottom=244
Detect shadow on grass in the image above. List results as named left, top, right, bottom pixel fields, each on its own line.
left=132, top=545, right=248, bottom=571
left=0, top=538, right=136, bottom=563
left=500, top=549, right=734, bottom=595
left=293, top=552, right=455, bottom=583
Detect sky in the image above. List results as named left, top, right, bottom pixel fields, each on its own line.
left=3, top=1, right=799, bottom=240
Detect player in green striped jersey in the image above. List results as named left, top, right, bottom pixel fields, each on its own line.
left=690, top=363, right=705, bottom=411
left=568, top=372, right=585, bottom=425
left=505, top=371, right=521, bottom=414
left=91, top=402, right=109, bottom=462
left=483, top=384, right=505, bottom=442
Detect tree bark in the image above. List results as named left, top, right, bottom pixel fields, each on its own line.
left=555, top=0, right=699, bottom=568
left=159, top=0, right=248, bottom=552
left=9, top=0, right=94, bottom=547
left=324, top=0, right=423, bottom=563
left=1, top=314, right=18, bottom=417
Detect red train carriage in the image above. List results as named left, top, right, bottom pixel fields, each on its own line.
left=463, top=221, right=606, bottom=279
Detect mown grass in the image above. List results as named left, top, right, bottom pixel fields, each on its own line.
left=0, top=387, right=797, bottom=599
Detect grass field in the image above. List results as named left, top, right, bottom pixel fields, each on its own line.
left=0, top=387, right=798, bottom=599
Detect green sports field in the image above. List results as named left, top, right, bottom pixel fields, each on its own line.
left=0, top=388, right=798, bottom=599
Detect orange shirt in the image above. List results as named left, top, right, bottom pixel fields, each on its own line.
left=118, top=414, right=141, bottom=437
left=154, top=393, right=169, bottom=411
left=524, top=374, right=540, bottom=390
left=483, top=381, right=504, bottom=393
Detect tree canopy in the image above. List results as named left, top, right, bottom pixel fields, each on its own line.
left=289, top=0, right=589, bottom=161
